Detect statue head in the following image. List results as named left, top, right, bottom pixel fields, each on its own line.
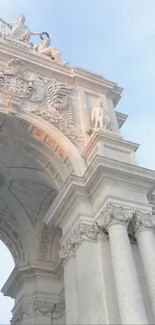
left=17, top=14, right=25, bottom=23
left=96, top=98, right=102, bottom=107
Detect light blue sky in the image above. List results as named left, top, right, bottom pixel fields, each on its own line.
left=1, top=0, right=155, bottom=323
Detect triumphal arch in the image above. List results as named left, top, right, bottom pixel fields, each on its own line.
left=0, top=13, right=155, bottom=325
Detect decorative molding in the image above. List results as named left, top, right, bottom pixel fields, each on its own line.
left=131, top=210, right=155, bottom=234
left=0, top=215, right=25, bottom=262
left=0, top=58, right=83, bottom=143
left=60, top=222, right=108, bottom=263
left=11, top=305, right=23, bottom=325
left=0, top=114, right=72, bottom=171
left=34, top=299, right=65, bottom=318
left=97, top=203, right=133, bottom=230
left=11, top=299, right=65, bottom=323
left=0, top=120, right=73, bottom=187
left=39, top=225, right=61, bottom=263
left=0, top=14, right=66, bottom=65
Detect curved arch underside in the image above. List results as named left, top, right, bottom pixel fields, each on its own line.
left=0, top=112, right=84, bottom=262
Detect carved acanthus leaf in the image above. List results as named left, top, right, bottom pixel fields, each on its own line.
left=131, top=210, right=155, bottom=234
left=11, top=299, right=65, bottom=323
left=97, top=203, right=133, bottom=230
left=60, top=222, right=108, bottom=263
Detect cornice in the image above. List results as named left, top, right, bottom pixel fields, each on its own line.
left=83, top=130, right=139, bottom=161
left=115, top=111, right=128, bottom=128
left=73, top=68, right=123, bottom=103
left=0, top=41, right=122, bottom=104
left=1, top=261, right=60, bottom=298
left=85, top=155, right=155, bottom=194
left=44, top=155, right=155, bottom=228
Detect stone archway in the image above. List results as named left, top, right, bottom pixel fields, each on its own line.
left=0, top=241, right=14, bottom=325
left=0, top=112, right=86, bottom=324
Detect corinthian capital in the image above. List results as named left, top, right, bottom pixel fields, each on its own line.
left=132, top=210, right=155, bottom=234
left=97, top=203, right=133, bottom=230
left=60, top=222, right=108, bottom=263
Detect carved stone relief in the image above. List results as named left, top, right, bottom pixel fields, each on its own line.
left=0, top=59, right=83, bottom=144
left=91, top=98, right=111, bottom=131
left=11, top=299, right=65, bottom=325
left=0, top=114, right=73, bottom=180
left=128, top=210, right=155, bottom=241
left=97, top=203, right=133, bottom=230
left=0, top=14, right=66, bottom=65
left=60, top=222, right=108, bottom=263
left=0, top=215, right=25, bottom=262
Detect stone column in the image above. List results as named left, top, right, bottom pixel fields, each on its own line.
left=132, top=211, right=155, bottom=318
left=97, top=204, right=148, bottom=325
left=61, top=223, right=107, bottom=325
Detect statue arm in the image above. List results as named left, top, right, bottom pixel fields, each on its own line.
left=31, top=31, right=43, bottom=36
left=0, top=18, right=12, bottom=29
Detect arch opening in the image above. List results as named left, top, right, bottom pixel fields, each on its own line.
left=0, top=240, right=14, bottom=325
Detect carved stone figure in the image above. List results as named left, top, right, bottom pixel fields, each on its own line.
left=0, top=24, right=6, bottom=38
left=32, top=78, right=73, bottom=122
left=0, top=14, right=43, bottom=42
left=32, top=33, right=67, bottom=65
left=34, top=301, right=51, bottom=315
left=91, top=98, right=111, bottom=130
left=0, top=15, right=68, bottom=66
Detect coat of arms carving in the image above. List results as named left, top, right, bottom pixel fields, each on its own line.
left=0, top=58, right=83, bottom=142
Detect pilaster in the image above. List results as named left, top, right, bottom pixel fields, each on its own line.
left=60, top=222, right=108, bottom=325
left=2, top=262, right=65, bottom=325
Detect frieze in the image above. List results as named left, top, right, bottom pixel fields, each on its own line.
left=130, top=210, right=155, bottom=235
left=11, top=299, right=65, bottom=324
left=0, top=216, right=25, bottom=262
left=0, top=14, right=67, bottom=65
left=0, top=133, right=64, bottom=188
left=39, top=226, right=53, bottom=260
left=97, top=203, right=133, bottom=230
left=0, top=117, right=73, bottom=172
left=0, top=58, right=83, bottom=144
left=60, top=222, right=108, bottom=263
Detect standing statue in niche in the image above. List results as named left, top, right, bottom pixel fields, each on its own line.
left=0, top=14, right=43, bottom=41
left=91, top=98, right=111, bottom=130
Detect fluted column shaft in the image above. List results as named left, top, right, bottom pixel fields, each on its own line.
left=98, top=204, right=148, bottom=325
left=133, top=211, right=155, bottom=319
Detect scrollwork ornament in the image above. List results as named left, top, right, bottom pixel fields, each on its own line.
left=132, top=210, right=155, bottom=234
left=11, top=299, right=65, bottom=323
left=97, top=203, right=133, bottom=230
left=0, top=58, right=83, bottom=143
left=34, top=301, right=51, bottom=315
left=60, top=222, right=108, bottom=263
left=11, top=306, right=24, bottom=325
